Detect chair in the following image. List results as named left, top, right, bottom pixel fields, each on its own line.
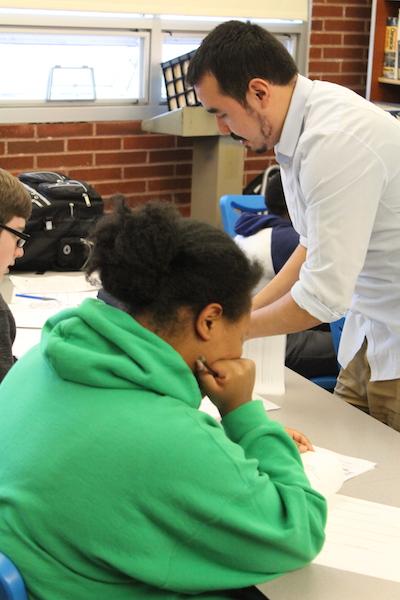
left=310, top=317, right=345, bottom=392
left=219, top=194, right=266, bottom=237
left=0, top=553, right=28, bottom=600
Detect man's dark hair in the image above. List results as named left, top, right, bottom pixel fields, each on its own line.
left=87, top=201, right=262, bottom=328
left=187, top=20, right=298, bottom=104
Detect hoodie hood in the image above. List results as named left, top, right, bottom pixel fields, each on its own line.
left=41, top=298, right=202, bottom=408
left=235, top=212, right=290, bottom=236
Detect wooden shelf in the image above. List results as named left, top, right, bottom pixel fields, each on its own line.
left=367, top=0, right=400, bottom=103
left=378, top=77, right=400, bottom=85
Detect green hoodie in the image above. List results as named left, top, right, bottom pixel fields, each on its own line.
left=0, top=299, right=326, bottom=600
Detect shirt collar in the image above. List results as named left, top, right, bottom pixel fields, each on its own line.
left=275, top=74, right=314, bottom=163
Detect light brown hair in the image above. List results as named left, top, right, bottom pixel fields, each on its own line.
left=0, top=168, right=31, bottom=224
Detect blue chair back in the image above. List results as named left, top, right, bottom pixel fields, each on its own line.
left=330, top=317, right=345, bottom=358
left=219, top=194, right=266, bottom=237
left=0, top=553, right=28, bottom=600
left=310, top=317, right=345, bottom=392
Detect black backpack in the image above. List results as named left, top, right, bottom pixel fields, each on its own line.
left=12, top=171, right=104, bottom=272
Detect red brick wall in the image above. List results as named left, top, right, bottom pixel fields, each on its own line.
left=309, top=0, right=372, bottom=96
left=0, top=2, right=372, bottom=213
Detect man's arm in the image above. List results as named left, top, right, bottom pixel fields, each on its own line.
left=250, top=291, right=320, bottom=338
left=252, top=244, right=306, bottom=310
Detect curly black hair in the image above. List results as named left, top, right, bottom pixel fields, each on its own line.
left=86, top=201, right=262, bottom=327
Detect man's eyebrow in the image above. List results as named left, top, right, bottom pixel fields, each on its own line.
left=205, top=107, right=218, bottom=114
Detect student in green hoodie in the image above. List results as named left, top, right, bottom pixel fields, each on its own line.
left=0, top=202, right=326, bottom=600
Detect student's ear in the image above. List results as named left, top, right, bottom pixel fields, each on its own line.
left=246, top=78, right=270, bottom=108
left=195, top=303, right=223, bottom=341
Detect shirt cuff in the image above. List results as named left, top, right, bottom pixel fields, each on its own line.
left=291, top=280, right=345, bottom=323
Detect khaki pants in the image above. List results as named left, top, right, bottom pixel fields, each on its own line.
left=334, top=339, right=400, bottom=432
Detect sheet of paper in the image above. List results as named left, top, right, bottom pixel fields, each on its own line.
left=314, top=494, right=400, bottom=582
left=13, top=328, right=42, bottom=359
left=313, top=446, right=376, bottom=482
left=199, top=394, right=280, bottom=420
left=10, top=272, right=99, bottom=293
left=242, top=335, right=286, bottom=395
left=10, top=291, right=98, bottom=328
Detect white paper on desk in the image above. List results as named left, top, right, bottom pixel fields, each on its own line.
left=10, top=273, right=99, bottom=293
left=199, top=394, right=280, bottom=420
left=314, top=494, right=400, bottom=582
left=13, top=328, right=42, bottom=358
left=10, top=291, right=98, bottom=328
left=242, top=336, right=286, bottom=395
left=313, top=446, right=376, bottom=482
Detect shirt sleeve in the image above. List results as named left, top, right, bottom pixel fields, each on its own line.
left=157, top=401, right=327, bottom=593
left=291, top=130, right=386, bottom=322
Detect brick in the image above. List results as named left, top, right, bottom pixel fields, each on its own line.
left=309, top=47, right=323, bottom=59
left=325, top=0, right=369, bottom=4
left=323, top=46, right=366, bottom=59
left=95, top=121, right=143, bottom=136
left=149, top=149, right=192, bottom=163
left=0, top=143, right=4, bottom=154
left=178, top=205, right=191, bottom=217
left=325, top=19, right=366, bottom=32
left=68, top=137, right=121, bottom=151
left=0, top=155, right=34, bottom=170
left=175, top=163, right=192, bottom=176
left=95, top=151, right=147, bottom=166
left=343, top=33, right=370, bottom=46
left=37, top=153, right=93, bottom=168
left=124, top=164, right=174, bottom=179
left=174, top=192, right=191, bottom=204
left=345, top=5, right=371, bottom=18
left=148, top=178, right=191, bottom=192
left=123, top=135, right=175, bottom=150
left=37, top=122, right=93, bottom=138
left=95, top=180, right=146, bottom=196
left=8, top=139, right=64, bottom=154
left=244, top=158, right=271, bottom=171
left=309, top=60, right=342, bottom=73
left=67, top=167, right=122, bottom=181
left=0, top=124, right=35, bottom=139
left=325, top=73, right=365, bottom=86
left=311, top=20, right=324, bottom=32
left=310, top=33, right=342, bottom=45
left=176, top=137, right=195, bottom=148
left=312, top=5, right=343, bottom=17
left=341, top=60, right=368, bottom=73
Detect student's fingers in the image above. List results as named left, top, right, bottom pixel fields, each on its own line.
left=195, top=358, right=255, bottom=417
left=285, top=427, right=314, bottom=453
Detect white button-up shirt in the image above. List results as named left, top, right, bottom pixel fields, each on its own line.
left=275, top=75, right=400, bottom=381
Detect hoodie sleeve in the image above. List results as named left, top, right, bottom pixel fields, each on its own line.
left=158, top=400, right=327, bottom=593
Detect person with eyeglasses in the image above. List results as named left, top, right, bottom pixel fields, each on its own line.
left=0, top=168, right=31, bottom=382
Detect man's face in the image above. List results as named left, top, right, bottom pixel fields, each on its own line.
left=195, top=72, right=273, bottom=154
left=0, top=216, right=26, bottom=280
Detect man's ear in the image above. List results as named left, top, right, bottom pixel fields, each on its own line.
left=247, top=78, right=270, bottom=108
left=195, top=303, right=223, bottom=341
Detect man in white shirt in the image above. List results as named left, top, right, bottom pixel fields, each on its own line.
left=187, top=20, right=400, bottom=431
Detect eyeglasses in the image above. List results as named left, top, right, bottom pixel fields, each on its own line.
left=0, top=224, right=30, bottom=248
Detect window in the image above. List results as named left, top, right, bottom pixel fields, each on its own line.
left=0, top=30, right=148, bottom=103
left=0, top=10, right=307, bottom=123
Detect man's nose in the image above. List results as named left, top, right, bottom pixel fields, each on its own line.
left=15, top=246, right=24, bottom=259
left=216, top=116, right=230, bottom=135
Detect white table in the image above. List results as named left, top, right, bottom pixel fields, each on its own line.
left=258, top=369, right=400, bottom=600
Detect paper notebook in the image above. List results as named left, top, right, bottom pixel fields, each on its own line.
left=242, top=335, right=286, bottom=395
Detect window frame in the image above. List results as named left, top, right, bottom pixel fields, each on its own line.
left=0, top=10, right=308, bottom=123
